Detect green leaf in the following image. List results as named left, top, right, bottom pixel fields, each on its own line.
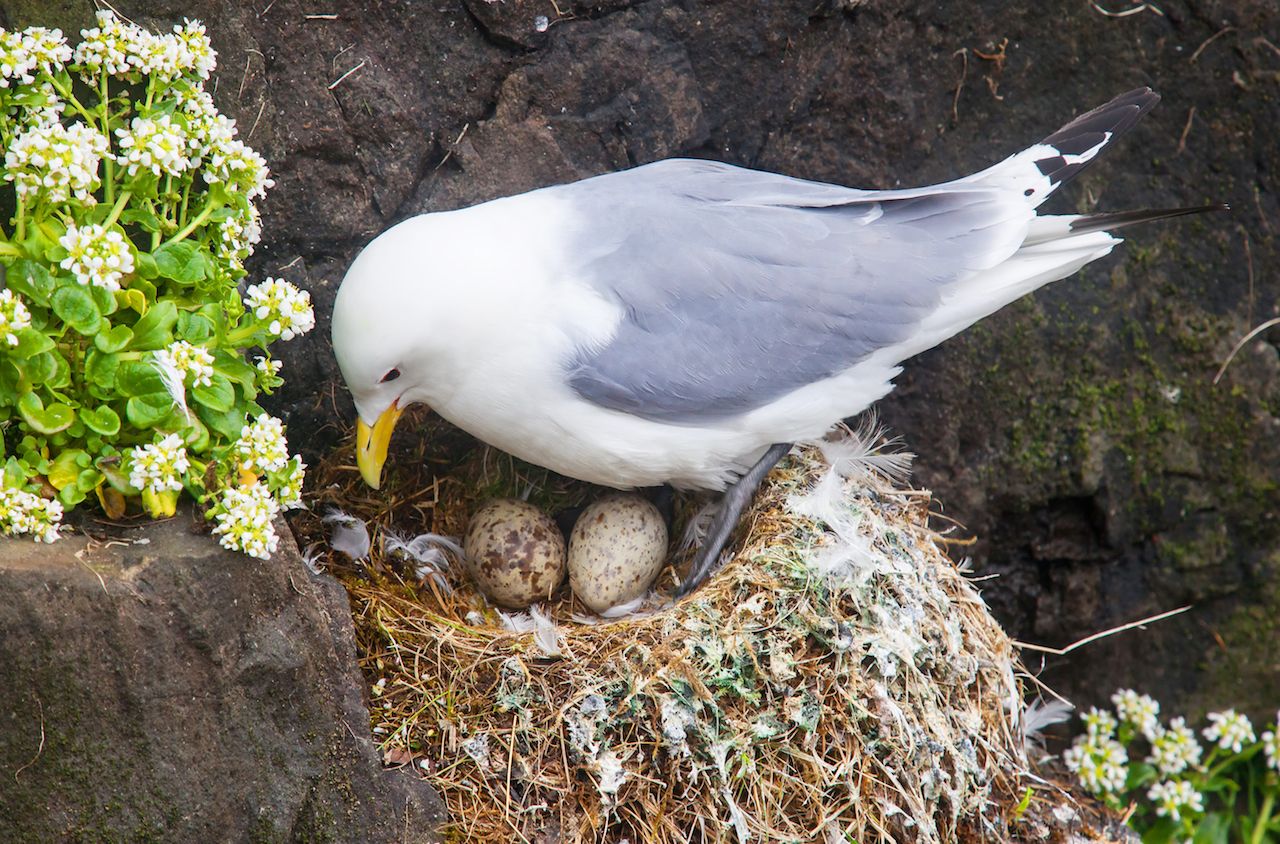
left=48, top=349, right=71, bottom=389
left=18, top=351, right=56, bottom=386
left=10, top=329, right=54, bottom=358
left=76, top=468, right=105, bottom=493
left=85, top=350, right=121, bottom=393
left=177, top=312, right=215, bottom=343
left=90, top=283, right=117, bottom=316
left=81, top=405, right=121, bottom=436
left=1192, top=814, right=1231, bottom=844
left=17, top=392, right=75, bottom=434
left=212, top=350, right=257, bottom=387
left=191, top=373, right=234, bottom=412
left=153, top=241, right=209, bottom=285
left=115, top=360, right=165, bottom=397
left=134, top=251, right=159, bottom=280
left=120, top=208, right=162, bottom=233
left=197, top=403, right=247, bottom=440
left=51, top=285, right=102, bottom=335
left=58, top=483, right=86, bottom=507
left=7, top=259, right=55, bottom=306
left=127, top=300, right=177, bottom=350
left=48, top=449, right=87, bottom=491
left=94, top=324, right=134, bottom=353
left=3, top=456, right=27, bottom=488
left=126, top=393, right=176, bottom=429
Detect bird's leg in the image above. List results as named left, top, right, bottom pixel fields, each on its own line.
left=676, top=442, right=792, bottom=598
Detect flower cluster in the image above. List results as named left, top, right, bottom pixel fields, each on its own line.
left=234, top=414, right=289, bottom=474
left=1147, top=779, right=1204, bottom=823
left=244, top=277, right=315, bottom=341
left=1147, top=717, right=1203, bottom=776
left=129, top=434, right=191, bottom=494
left=58, top=223, right=135, bottom=290
left=0, top=27, right=71, bottom=87
left=1063, top=731, right=1129, bottom=796
left=0, top=14, right=308, bottom=560
left=210, top=481, right=279, bottom=559
left=0, top=290, right=32, bottom=346
left=4, top=121, right=109, bottom=204
left=1082, top=707, right=1117, bottom=739
left=203, top=137, right=274, bottom=200
left=1203, top=709, right=1255, bottom=753
left=155, top=340, right=214, bottom=388
left=73, top=11, right=213, bottom=82
left=274, top=457, right=306, bottom=510
left=115, top=114, right=191, bottom=178
left=1112, top=689, right=1161, bottom=741
left=0, top=486, right=63, bottom=542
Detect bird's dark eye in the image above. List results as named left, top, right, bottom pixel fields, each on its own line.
left=380, top=368, right=401, bottom=383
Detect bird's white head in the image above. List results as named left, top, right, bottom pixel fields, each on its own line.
left=332, top=215, right=457, bottom=489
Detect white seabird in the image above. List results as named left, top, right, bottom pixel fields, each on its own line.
left=332, top=88, right=1221, bottom=595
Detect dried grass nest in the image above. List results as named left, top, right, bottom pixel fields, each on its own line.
left=294, top=414, right=1122, bottom=843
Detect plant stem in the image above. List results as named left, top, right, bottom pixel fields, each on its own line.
left=15, top=196, right=24, bottom=243
left=43, top=72, right=97, bottom=124
left=102, top=190, right=132, bottom=230
left=165, top=199, right=217, bottom=245
left=99, top=71, right=115, bottom=205
left=1252, top=792, right=1275, bottom=844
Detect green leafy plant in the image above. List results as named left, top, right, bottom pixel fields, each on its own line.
left=0, top=13, right=312, bottom=555
left=1063, top=690, right=1280, bottom=844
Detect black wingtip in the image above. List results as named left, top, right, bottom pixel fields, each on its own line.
left=1068, top=203, right=1229, bottom=235
left=1035, top=88, right=1162, bottom=188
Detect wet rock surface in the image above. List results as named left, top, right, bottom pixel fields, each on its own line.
left=0, top=509, right=443, bottom=842
left=2, top=0, right=1276, bottom=722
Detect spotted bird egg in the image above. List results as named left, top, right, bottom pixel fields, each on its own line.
left=462, top=498, right=566, bottom=609
left=568, top=494, right=669, bottom=614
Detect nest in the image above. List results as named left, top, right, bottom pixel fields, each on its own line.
left=294, top=413, right=1119, bottom=843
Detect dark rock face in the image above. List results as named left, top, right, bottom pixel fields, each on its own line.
left=0, top=510, right=443, bottom=842
left=2, top=0, right=1276, bottom=721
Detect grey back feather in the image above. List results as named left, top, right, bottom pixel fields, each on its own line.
left=557, top=159, right=1029, bottom=423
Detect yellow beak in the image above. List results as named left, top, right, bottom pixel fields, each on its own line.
left=356, top=403, right=403, bottom=489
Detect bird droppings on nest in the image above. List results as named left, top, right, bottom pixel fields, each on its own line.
left=293, top=418, right=1133, bottom=843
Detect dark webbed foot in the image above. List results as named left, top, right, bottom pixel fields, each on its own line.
left=676, top=442, right=792, bottom=598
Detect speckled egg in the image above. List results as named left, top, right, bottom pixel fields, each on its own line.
left=568, top=494, right=669, bottom=613
left=463, top=498, right=567, bottom=609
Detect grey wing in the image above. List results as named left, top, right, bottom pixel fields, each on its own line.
left=560, top=159, right=1031, bottom=423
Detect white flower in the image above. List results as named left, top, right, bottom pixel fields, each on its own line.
left=1063, top=733, right=1128, bottom=796
left=129, top=434, right=190, bottom=494
left=1112, top=689, right=1161, bottom=741
left=1082, top=707, right=1118, bottom=740
left=177, top=87, right=237, bottom=166
left=217, top=205, right=262, bottom=267
left=0, top=487, right=63, bottom=542
left=73, top=10, right=156, bottom=80
left=0, top=290, right=32, bottom=347
left=274, top=456, right=306, bottom=510
left=243, top=277, right=315, bottom=341
left=254, top=355, right=282, bottom=378
left=1263, top=715, right=1278, bottom=772
left=211, top=481, right=279, bottom=559
left=0, top=27, right=72, bottom=87
left=1203, top=709, right=1255, bottom=753
left=234, top=414, right=289, bottom=474
left=155, top=341, right=214, bottom=388
left=172, top=19, right=216, bottom=80
left=1147, top=779, right=1204, bottom=822
left=203, top=136, right=274, bottom=200
left=58, top=223, right=135, bottom=291
left=1147, top=717, right=1203, bottom=776
left=8, top=81, right=64, bottom=129
left=115, top=114, right=191, bottom=178
left=4, top=120, right=109, bottom=205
